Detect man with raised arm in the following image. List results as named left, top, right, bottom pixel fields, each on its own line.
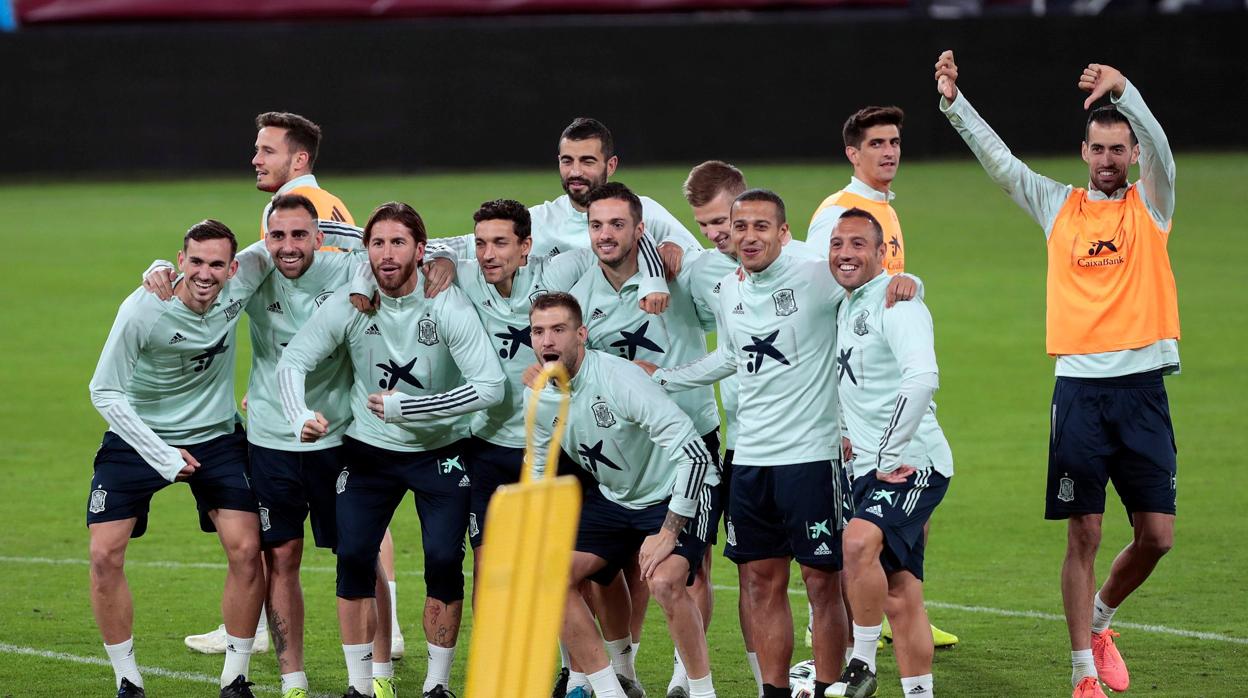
left=527, top=292, right=721, bottom=698
left=277, top=202, right=505, bottom=698
left=936, top=51, right=1179, bottom=698
left=88, top=221, right=273, bottom=698
left=825, top=208, right=954, bottom=698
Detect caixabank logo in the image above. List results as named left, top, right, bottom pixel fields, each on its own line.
left=1075, top=231, right=1127, bottom=268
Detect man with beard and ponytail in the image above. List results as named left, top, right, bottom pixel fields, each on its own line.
left=278, top=202, right=505, bottom=698
left=936, top=52, right=1180, bottom=698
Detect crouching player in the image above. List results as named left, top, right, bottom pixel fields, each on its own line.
left=526, top=293, right=721, bottom=698
left=826, top=210, right=954, bottom=698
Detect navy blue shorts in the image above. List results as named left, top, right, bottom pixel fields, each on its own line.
left=465, top=437, right=524, bottom=549
left=335, top=437, right=470, bottom=602
left=850, top=468, right=949, bottom=581
left=1046, top=370, right=1178, bottom=521
left=248, top=443, right=342, bottom=550
left=576, top=484, right=720, bottom=587
left=724, top=460, right=843, bottom=569
left=86, top=425, right=257, bottom=538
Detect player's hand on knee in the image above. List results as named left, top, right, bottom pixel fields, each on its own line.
left=876, top=464, right=916, bottom=483
left=639, top=292, right=670, bottom=315
left=1079, top=63, right=1127, bottom=110
left=639, top=530, right=678, bottom=579
left=884, top=274, right=919, bottom=307
left=176, top=448, right=201, bottom=481
left=366, top=392, right=393, bottom=421
left=658, top=242, right=684, bottom=281
left=143, top=266, right=176, bottom=301
left=935, top=50, right=959, bottom=101
left=349, top=291, right=380, bottom=315
left=300, top=412, right=329, bottom=442
left=423, top=257, right=455, bottom=298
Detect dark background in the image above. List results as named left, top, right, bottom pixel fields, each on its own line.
left=1, top=10, right=1244, bottom=176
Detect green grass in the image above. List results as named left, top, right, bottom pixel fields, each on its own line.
left=1, top=153, right=1246, bottom=697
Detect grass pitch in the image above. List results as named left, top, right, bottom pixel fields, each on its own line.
left=1, top=153, right=1246, bottom=696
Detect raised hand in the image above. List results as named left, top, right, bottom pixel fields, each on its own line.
left=935, top=50, right=959, bottom=101
left=1078, top=63, right=1127, bottom=110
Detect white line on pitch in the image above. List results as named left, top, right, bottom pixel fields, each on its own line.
left=0, top=642, right=333, bottom=697
left=709, top=584, right=1248, bottom=646
left=6, top=556, right=1244, bottom=646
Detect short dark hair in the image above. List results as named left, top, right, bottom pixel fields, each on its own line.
left=586, top=182, right=643, bottom=228
left=836, top=207, right=884, bottom=246
left=473, top=199, right=532, bottom=241
left=683, top=160, right=747, bottom=207
left=842, top=106, right=905, bottom=149
left=183, top=219, right=237, bottom=257
left=255, top=111, right=323, bottom=168
left=530, top=291, right=583, bottom=327
left=1085, top=105, right=1137, bottom=145
left=267, top=193, right=319, bottom=227
left=559, top=117, right=615, bottom=160
left=732, top=188, right=787, bottom=225
left=363, top=202, right=427, bottom=247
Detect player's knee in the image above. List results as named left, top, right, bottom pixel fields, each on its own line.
left=802, top=570, right=840, bottom=604
left=224, top=535, right=262, bottom=571
left=647, top=570, right=686, bottom=608
left=88, top=537, right=125, bottom=577
left=842, top=531, right=878, bottom=567
left=1066, top=515, right=1102, bottom=554
left=1137, top=530, right=1173, bottom=558
left=266, top=540, right=303, bottom=577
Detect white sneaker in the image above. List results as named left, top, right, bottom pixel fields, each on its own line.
left=183, top=624, right=270, bottom=654
left=391, top=632, right=405, bottom=659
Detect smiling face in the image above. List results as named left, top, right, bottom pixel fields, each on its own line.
left=367, top=220, right=425, bottom=296
left=475, top=218, right=531, bottom=287
left=846, top=124, right=901, bottom=191
left=1082, top=121, right=1139, bottom=195
left=177, top=237, right=238, bottom=308
left=731, top=199, right=788, bottom=273
left=265, top=207, right=322, bottom=279
left=530, top=305, right=587, bottom=377
left=587, top=197, right=642, bottom=269
left=559, top=137, right=617, bottom=209
left=828, top=215, right=885, bottom=291
left=692, top=189, right=737, bottom=255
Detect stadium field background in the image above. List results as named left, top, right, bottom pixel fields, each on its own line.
left=1, top=153, right=1245, bottom=696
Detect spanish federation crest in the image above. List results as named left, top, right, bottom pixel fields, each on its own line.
left=335, top=470, right=349, bottom=495
left=854, top=309, right=870, bottom=337
left=1058, top=476, right=1075, bottom=503
left=417, top=318, right=439, bottom=346
left=314, top=291, right=334, bottom=307
left=223, top=298, right=244, bottom=320
left=529, top=288, right=548, bottom=304
left=88, top=488, right=107, bottom=514
left=772, top=289, right=797, bottom=316
left=259, top=507, right=271, bottom=532
left=592, top=401, right=616, bottom=428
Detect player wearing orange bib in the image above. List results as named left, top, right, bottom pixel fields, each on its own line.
left=252, top=112, right=361, bottom=251
left=937, top=52, right=1179, bottom=698
left=806, top=107, right=961, bottom=655
left=807, top=107, right=905, bottom=274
